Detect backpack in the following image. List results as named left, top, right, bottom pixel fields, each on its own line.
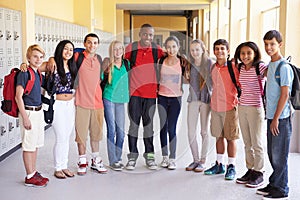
left=101, top=59, right=130, bottom=91
left=238, top=61, right=266, bottom=115
left=1, top=67, right=42, bottom=118
left=211, top=61, right=241, bottom=98
left=157, top=55, right=186, bottom=83
left=275, top=56, right=300, bottom=110
left=74, top=48, right=103, bottom=90
left=130, top=41, right=158, bottom=67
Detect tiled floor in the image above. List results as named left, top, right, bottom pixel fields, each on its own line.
left=1, top=85, right=300, bottom=200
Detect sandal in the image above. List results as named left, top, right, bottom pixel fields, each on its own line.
left=54, top=171, right=66, bottom=179
left=62, top=169, right=75, bottom=177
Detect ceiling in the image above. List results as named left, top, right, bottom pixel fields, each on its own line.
left=116, top=3, right=210, bottom=16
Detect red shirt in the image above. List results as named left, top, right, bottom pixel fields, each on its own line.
left=125, top=41, right=164, bottom=98
left=210, top=62, right=239, bottom=112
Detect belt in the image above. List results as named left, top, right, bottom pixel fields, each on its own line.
left=24, top=105, right=42, bottom=111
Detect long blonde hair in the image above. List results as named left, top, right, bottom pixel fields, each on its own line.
left=107, top=40, right=125, bottom=84
left=188, top=39, right=211, bottom=89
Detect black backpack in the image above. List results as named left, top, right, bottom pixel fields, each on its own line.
left=275, top=56, right=300, bottom=110
left=75, top=50, right=103, bottom=90
left=211, top=61, right=241, bottom=98
left=130, top=41, right=158, bottom=67
left=101, top=59, right=130, bottom=91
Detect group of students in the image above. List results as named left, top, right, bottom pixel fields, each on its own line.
left=16, top=24, right=292, bottom=200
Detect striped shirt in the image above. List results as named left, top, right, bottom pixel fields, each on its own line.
left=239, top=63, right=267, bottom=107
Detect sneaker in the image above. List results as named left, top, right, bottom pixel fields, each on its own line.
left=145, top=153, right=158, bottom=170
left=126, top=159, right=136, bottom=170
left=118, top=161, right=124, bottom=169
left=262, top=189, right=288, bottom=200
left=24, top=172, right=48, bottom=187
left=193, top=163, right=205, bottom=172
left=204, top=161, right=225, bottom=175
left=36, top=172, right=49, bottom=184
left=77, top=160, right=88, bottom=175
left=236, top=169, right=253, bottom=184
left=110, top=162, right=122, bottom=171
left=168, top=159, right=176, bottom=170
left=185, top=162, right=199, bottom=171
left=246, top=170, right=264, bottom=188
left=91, top=157, right=108, bottom=174
left=257, top=185, right=274, bottom=196
left=225, top=164, right=236, bottom=180
left=161, top=156, right=169, bottom=168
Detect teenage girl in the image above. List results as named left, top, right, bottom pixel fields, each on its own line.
left=185, top=39, right=212, bottom=172
left=102, top=40, right=130, bottom=171
left=234, top=41, right=267, bottom=187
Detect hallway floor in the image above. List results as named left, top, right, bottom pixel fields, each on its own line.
left=1, top=85, right=300, bottom=200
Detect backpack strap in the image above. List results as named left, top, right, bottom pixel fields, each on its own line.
left=157, top=56, right=167, bottom=83
left=123, top=59, right=130, bottom=72
left=275, top=60, right=287, bottom=87
left=227, top=61, right=241, bottom=98
left=24, top=67, right=42, bottom=95
left=76, top=52, right=85, bottom=70
left=151, top=42, right=158, bottom=63
left=130, top=41, right=138, bottom=67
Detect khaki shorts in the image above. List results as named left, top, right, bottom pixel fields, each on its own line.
left=75, top=106, right=104, bottom=144
left=19, top=110, right=45, bottom=151
left=210, top=107, right=240, bottom=140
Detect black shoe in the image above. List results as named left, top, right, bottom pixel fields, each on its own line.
left=257, top=184, right=274, bottom=196
left=246, top=170, right=263, bottom=188
left=262, top=189, right=288, bottom=200
left=236, top=169, right=253, bottom=184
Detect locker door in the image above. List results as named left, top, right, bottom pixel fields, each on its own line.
left=7, top=116, right=16, bottom=149
left=0, top=8, right=6, bottom=94
left=12, top=10, right=22, bottom=67
left=0, top=115, right=8, bottom=157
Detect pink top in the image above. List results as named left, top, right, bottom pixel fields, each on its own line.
left=75, top=51, right=103, bottom=109
left=239, top=63, right=267, bottom=107
left=158, top=60, right=182, bottom=97
left=210, top=62, right=239, bottom=112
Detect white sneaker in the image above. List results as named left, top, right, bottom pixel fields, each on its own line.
left=161, top=156, right=169, bottom=168
left=91, top=157, right=108, bottom=174
left=168, top=159, right=176, bottom=170
left=77, top=159, right=88, bottom=176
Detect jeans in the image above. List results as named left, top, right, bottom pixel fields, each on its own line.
left=158, top=95, right=181, bottom=159
left=187, top=101, right=211, bottom=163
left=267, top=116, right=292, bottom=195
left=103, top=98, right=125, bottom=165
left=127, top=96, right=156, bottom=159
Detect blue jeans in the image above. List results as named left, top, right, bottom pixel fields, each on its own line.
left=103, top=98, right=125, bottom=165
left=267, top=116, right=292, bottom=195
left=158, top=95, right=182, bottom=159
left=127, top=96, right=156, bottom=160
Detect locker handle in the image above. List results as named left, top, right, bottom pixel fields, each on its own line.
left=0, top=126, right=6, bottom=136
left=14, top=31, right=19, bottom=40
left=0, top=78, right=3, bottom=89
left=43, top=34, right=47, bottom=42
left=16, top=119, right=20, bottom=128
left=0, top=30, right=3, bottom=38
left=8, top=122, right=14, bottom=132
left=38, top=34, right=42, bottom=41
left=6, top=30, right=12, bottom=40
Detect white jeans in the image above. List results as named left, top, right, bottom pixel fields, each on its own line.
left=52, top=98, right=75, bottom=171
left=187, top=101, right=211, bottom=163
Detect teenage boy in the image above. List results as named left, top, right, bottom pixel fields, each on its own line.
left=48, top=33, right=107, bottom=175
left=15, top=44, right=49, bottom=187
left=124, top=24, right=164, bottom=170
left=256, top=30, right=293, bottom=200
left=204, top=39, right=240, bottom=180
